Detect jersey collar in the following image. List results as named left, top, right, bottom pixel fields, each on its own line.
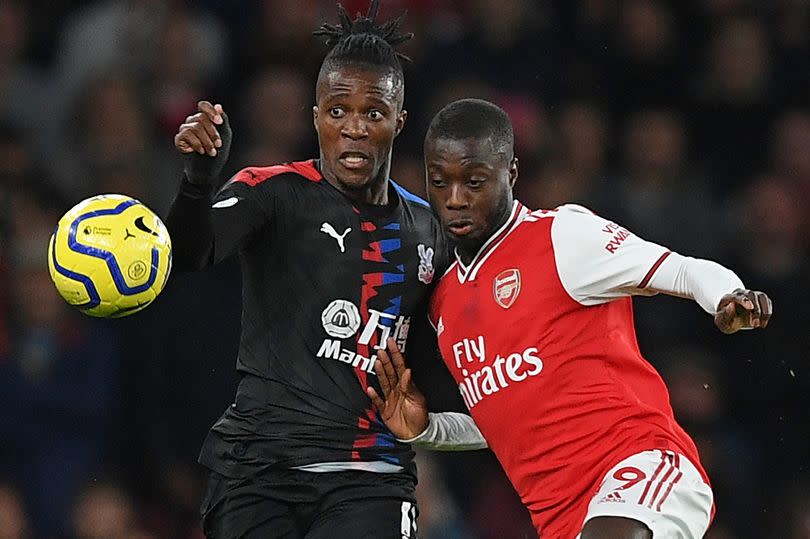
left=454, top=200, right=529, bottom=283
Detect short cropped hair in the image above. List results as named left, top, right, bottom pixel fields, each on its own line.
left=426, top=99, right=515, bottom=157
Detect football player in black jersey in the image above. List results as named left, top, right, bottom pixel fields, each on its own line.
left=166, top=1, right=464, bottom=537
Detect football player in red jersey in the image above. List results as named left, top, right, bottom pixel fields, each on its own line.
left=368, top=98, right=772, bottom=539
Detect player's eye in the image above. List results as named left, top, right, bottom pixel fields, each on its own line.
left=367, top=110, right=384, bottom=120
left=329, top=107, right=345, bottom=118
left=467, top=178, right=485, bottom=188
left=429, top=178, right=447, bottom=188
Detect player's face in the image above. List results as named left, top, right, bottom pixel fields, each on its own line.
left=425, top=136, right=517, bottom=255
left=313, top=66, right=407, bottom=194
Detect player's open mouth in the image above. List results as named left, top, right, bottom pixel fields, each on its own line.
left=339, top=152, right=369, bottom=170
left=447, top=219, right=474, bottom=236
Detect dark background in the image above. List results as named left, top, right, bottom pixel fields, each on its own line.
left=1, top=0, right=808, bottom=538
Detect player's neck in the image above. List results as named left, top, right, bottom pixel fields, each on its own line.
left=456, top=200, right=515, bottom=266
left=358, top=174, right=390, bottom=206
left=350, top=177, right=389, bottom=206
left=457, top=246, right=477, bottom=266
left=319, top=162, right=390, bottom=206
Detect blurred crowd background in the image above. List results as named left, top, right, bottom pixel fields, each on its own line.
left=0, top=0, right=808, bottom=538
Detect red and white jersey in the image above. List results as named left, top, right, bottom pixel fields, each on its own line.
left=429, top=202, right=708, bottom=539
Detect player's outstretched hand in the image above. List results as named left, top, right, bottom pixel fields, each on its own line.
left=714, top=288, right=773, bottom=334
left=174, top=101, right=232, bottom=186
left=367, top=338, right=429, bottom=440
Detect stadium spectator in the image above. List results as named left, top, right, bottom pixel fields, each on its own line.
left=71, top=480, right=155, bottom=539
left=0, top=189, right=119, bottom=538
left=233, top=66, right=314, bottom=166
left=0, top=483, right=29, bottom=539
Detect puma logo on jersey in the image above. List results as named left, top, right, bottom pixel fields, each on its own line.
left=320, top=222, right=351, bottom=252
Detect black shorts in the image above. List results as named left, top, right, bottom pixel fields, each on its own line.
left=200, top=468, right=418, bottom=539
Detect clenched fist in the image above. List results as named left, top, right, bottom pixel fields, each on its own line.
left=714, top=288, right=773, bottom=334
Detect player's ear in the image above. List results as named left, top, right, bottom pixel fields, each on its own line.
left=394, top=109, right=407, bottom=138
left=312, top=106, right=319, bottom=134
left=509, top=157, right=518, bottom=188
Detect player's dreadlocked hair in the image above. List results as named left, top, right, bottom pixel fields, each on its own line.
left=426, top=99, right=516, bottom=159
left=314, top=0, right=413, bottom=84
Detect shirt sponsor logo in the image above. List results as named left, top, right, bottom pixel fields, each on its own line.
left=318, top=299, right=411, bottom=375
left=417, top=244, right=435, bottom=284
left=321, top=299, right=362, bottom=338
left=493, top=268, right=521, bottom=309
left=602, top=221, right=632, bottom=254
left=451, top=336, right=543, bottom=409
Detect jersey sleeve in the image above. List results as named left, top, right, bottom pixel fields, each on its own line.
left=550, top=204, right=672, bottom=305
left=642, top=252, right=745, bottom=314
left=209, top=170, right=273, bottom=264
left=398, top=412, right=488, bottom=451
left=166, top=169, right=273, bottom=270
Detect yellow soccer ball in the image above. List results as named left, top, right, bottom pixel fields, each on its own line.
left=47, top=194, right=172, bottom=318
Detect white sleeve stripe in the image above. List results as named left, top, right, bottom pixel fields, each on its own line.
left=638, top=251, right=672, bottom=288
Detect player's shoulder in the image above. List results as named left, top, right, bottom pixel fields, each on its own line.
left=530, top=203, right=597, bottom=220
left=540, top=203, right=606, bottom=230
left=392, top=180, right=447, bottom=243
left=229, top=159, right=323, bottom=188
left=391, top=180, right=432, bottom=213
left=430, top=257, right=458, bottom=306
left=512, top=203, right=595, bottom=226
left=553, top=203, right=597, bottom=216
left=517, top=203, right=608, bottom=251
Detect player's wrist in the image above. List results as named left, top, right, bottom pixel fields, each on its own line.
left=180, top=173, right=216, bottom=198
left=183, top=160, right=224, bottom=186
left=182, top=114, right=232, bottom=186
left=396, top=414, right=433, bottom=443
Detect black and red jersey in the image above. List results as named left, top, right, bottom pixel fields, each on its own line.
left=167, top=160, right=450, bottom=478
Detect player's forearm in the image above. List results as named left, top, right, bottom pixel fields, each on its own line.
left=398, top=412, right=488, bottom=451
left=648, top=253, right=745, bottom=314
left=166, top=176, right=215, bottom=271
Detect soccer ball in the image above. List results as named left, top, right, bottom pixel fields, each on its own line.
left=47, top=194, right=172, bottom=318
